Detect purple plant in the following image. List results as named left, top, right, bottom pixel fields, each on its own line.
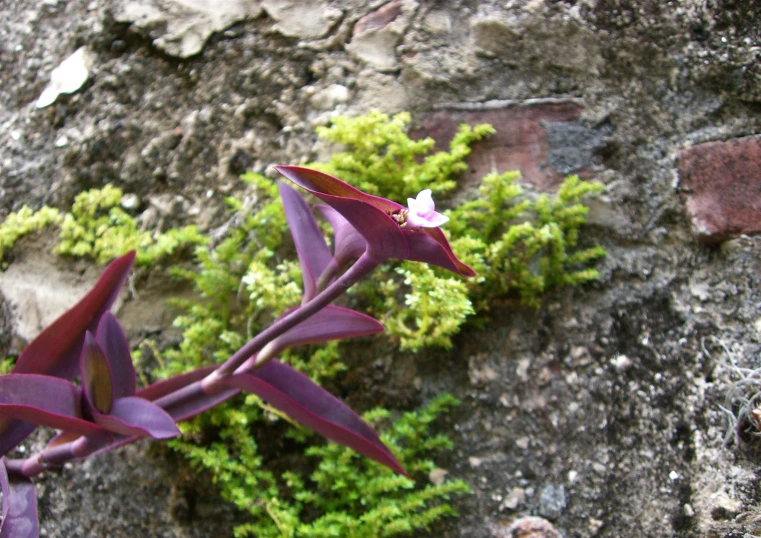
left=0, top=167, right=474, bottom=537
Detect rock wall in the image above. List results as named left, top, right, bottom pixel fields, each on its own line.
left=2, top=0, right=761, bottom=536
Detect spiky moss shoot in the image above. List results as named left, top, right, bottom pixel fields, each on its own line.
left=0, top=205, right=62, bottom=265
left=55, top=184, right=207, bottom=265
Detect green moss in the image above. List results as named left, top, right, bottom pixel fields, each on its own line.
left=171, top=394, right=469, bottom=538
left=0, top=205, right=62, bottom=265
left=0, top=357, right=14, bottom=375
left=312, top=111, right=494, bottom=201
left=55, top=185, right=207, bottom=266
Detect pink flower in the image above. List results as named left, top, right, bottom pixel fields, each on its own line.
left=406, top=189, right=449, bottom=228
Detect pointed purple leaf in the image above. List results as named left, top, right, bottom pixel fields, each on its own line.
left=269, top=304, right=383, bottom=355
left=274, top=166, right=410, bottom=261
left=405, top=227, right=476, bottom=277
left=161, top=387, right=240, bottom=424
left=0, top=467, right=38, bottom=538
left=12, top=251, right=135, bottom=378
left=0, top=375, right=105, bottom=438
left=278, top=181, right=332, bottom=300
left=136, top=365, right=217, bottom=402
left=80, top=332, right=113, bottom=415
left=95, top=313, right=136, bottom=399
left=92, top=397, right=180, bottom=439
left=0, top=251, right=135, bottom=457
left=316, top=205, right=367, bottom=267
left=91, top=368, right=238, bottom=456
left=228, top=361, right=408, bottom=476
left=274, top=166, right=475, bottom=277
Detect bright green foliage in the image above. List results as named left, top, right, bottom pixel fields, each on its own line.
left=0, top=358, right=14, bottom=375
left=312, top=111, right=494, bottom=200
left=55, top=185, right=207, bottom=266
left=379, top=263, right=474, bottom=352
left=171, top=394, right=469, bottom=538
left=446, top=172, right=606, bottom=309
left=157, top=173, right=294, bottom=377
left=0, top=205, right=61, bottom=265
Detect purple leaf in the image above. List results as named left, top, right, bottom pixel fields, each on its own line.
left=228, top=361, right=408, bottom=477
left=274, top=166, right=410, bottom=261
left=278, top=182, right=332, bottom=300
left=316, top=205, right=367, bottom=268
left=0, top=375, right=105, bottom=438
left=160, top=387, right=240, bottom=424
left=92, top=397, right=180, bottom=439
left=80, top=333, right=113, bottom=415
left=12, top=251, right=135, bottom=378
left=0, top=464, right=38, bottom=538
left=95, top=313, right=136, bottom=399
left=405, top=227, right=476, bottom=277
left=274, top=166, right=475, bottom=276
left=0, top=251, right=135, bottom=456
left=268, top=304, right=384, bottom=356
left=0, top=460, right=8, bottom=536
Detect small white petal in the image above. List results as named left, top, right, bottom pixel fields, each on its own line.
left=415, top=189, right=435, bottom=214
left=406, top=189, right=449, bottom=228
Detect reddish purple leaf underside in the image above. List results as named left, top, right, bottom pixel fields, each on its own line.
left=0, top=375, right=105, bottom=438
left=229, top=360, right=408, bottom=477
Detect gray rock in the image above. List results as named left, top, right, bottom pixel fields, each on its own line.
left=261, top=0, right=342, bottom=40
left=115, top=0, right=262, bottom=58
left=538, top=484, right=567, bottom=520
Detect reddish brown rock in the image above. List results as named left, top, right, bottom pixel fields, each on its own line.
left=414, top=103, right=591, bottom=191
left=491, top=516, right=563, bottom=538
left=678, top=135, right=761, bottom=244
left=353, top=0, right=404, bottom=36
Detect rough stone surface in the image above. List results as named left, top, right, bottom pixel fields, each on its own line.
left=3, top=1, right=761, bottom=537
left=678, top=135, right=761, bottom=243
left=262, top=0, right=343, bottom=40
left=0, top=239, right=113, bottom=344
left=348, top=0, right=415, bottom=72
left=115, top=0, right=263, bottom=58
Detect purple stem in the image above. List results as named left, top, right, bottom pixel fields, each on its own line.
left=154, top=251, right=381, bottom=411
left=5, top=434, right=109, bottom=477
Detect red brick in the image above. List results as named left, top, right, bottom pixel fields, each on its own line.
left=491, top=516, right=563, bottom=538
left=678, top=135, right=761, bottom=244
left=414, top=104, right=585, bottom=191
left=353, top=0, right=404, bottom=36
